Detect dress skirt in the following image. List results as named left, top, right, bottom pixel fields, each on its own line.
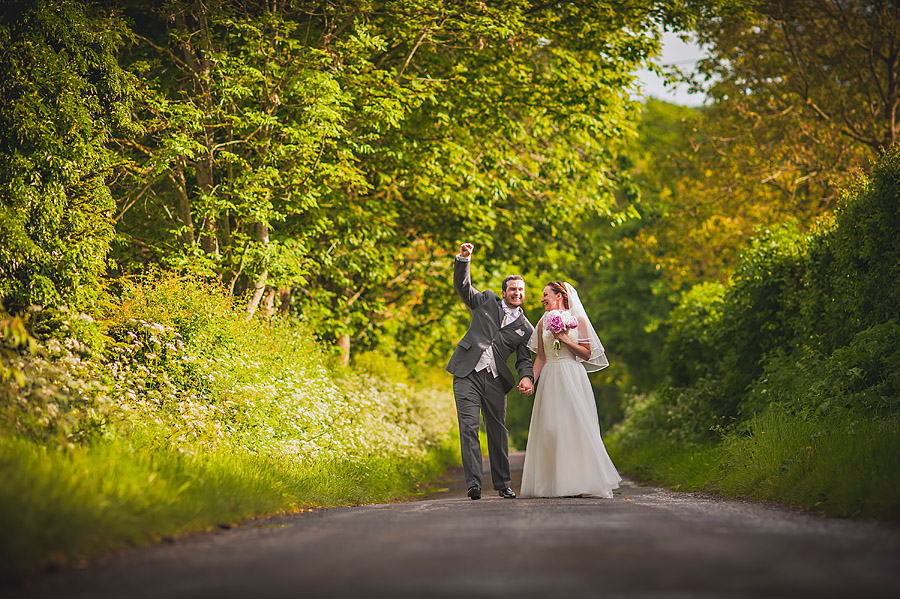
left=520, top=357, right=621, bottom=498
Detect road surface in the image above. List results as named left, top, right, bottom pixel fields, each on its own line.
left=8, top=452, right=900, bottom=598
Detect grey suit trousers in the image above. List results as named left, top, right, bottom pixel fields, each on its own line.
left=453, top=368, right=511, bottom=491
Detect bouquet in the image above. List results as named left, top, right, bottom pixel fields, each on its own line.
left=545, top=310, right=578, bottom=350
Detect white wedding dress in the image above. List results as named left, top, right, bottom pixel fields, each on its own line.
left=520, top=326, right=622, bottom=498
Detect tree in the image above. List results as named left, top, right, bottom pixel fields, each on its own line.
left=690, top=0, right=899, bottom=211
left=606, top=1, right=900, bottom=298
left=330, top=0, right=699, bottom=365
left=111, top=0, right=698, bottom=364
left=0, top=0, right=137, bottom=311
left=113, top=1, right=390, bottom=300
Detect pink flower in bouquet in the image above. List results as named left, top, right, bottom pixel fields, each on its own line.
left=546, top=310, right=578, bottom=349
left=546, top=313, right=566, bottom=334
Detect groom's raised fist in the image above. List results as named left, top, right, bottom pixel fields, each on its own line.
left=459, top=243, right=474, bottom=258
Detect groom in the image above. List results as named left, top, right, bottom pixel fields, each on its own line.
left=446, top=243, right=534, bottom=500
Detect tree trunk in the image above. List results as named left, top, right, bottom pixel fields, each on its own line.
left=176, top=6, right=218, bottom=256
left=172, top=162, right=195, bottom=245
left=337, top=334, right=350, bottom=367
left=221, top=129, right=235, bottom=279
left=261, top=287, right=277, bottom=317
left=196, top=158, right=218, bottom=255
left=244, top=221, right=269, bottom=321
left=278, top=287, right=291, bottom=315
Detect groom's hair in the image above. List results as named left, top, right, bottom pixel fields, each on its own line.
left=502, top=275, right=524, bottom=293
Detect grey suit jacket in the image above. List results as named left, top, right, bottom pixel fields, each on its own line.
left=445, top=258, right=534, bottom=393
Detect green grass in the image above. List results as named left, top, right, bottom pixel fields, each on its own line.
left=606, top=408, right=900, bottom=519
left=716, top=409, right=900, bottom=517
left=0, top=429, right=459, bottom=578
left=605, top=435, right=722, bottom=493
left=0, top=274, right=462, bottom=579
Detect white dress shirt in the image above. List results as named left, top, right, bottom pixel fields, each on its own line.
left=474, top=301, right=520, bottom=378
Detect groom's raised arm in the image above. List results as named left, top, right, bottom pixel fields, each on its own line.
left=454, top=243, right=488, bottom=310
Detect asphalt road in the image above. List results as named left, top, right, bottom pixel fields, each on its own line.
left=8, top=452, right=900, bottom=599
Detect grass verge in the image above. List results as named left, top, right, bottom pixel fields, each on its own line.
left=0, top=430, right=458, bottom=579
left=0, top=274, right=462, bottom=580
left=606, top=408, right=900, bottom=519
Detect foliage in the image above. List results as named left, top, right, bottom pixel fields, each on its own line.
left=0, top=274, right=459, bottom=576
left=589, top=0, right=900, bottom=338
left=614, top=99, right=750, bottom=286
left=573, top=212, right=677, bottom=424
left=105, top=0, right=700, bottom=364
left=795, top=148, right=900, bottom=355
left=745, top=320, right=900, bottom=421
left=1, top=0, right=707, bottom=379
left=0, top=332, right=113, bottom=446
left=638, top=146, right=898, bottom=434
left=613, top=1, right=900, bottom=295
left=2, top=274, right=457, bottom=460
left=662, top=280, right=725, bottom=387
left=0, top=306, right=38, bottom=384
left=592, top=5, right=900, bottom=424
left=0, top=0, right=137, bottom=312
left=687, top=0, right=896, bottom=216
left=0, top=0, right=700, bottom=366
left=584, top=236, right=674, bottom=394
left=608, top=144, right=900, bottom=517
left=606, top=408, right=900, bottom=518
left=571, top=98, right=803, bottom=424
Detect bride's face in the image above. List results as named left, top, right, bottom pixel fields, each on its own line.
left=541, top=285, right=564, bottom=311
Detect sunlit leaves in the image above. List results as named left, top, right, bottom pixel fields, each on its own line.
left=0, top=0, right=138, bottom=312
left=102, top=1, right=698, bottom=361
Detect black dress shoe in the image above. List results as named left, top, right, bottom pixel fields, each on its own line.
left=499, top=487, right=516, bottom=499
left=467, top=486, right=482, bottom=500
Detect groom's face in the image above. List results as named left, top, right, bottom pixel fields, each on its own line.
left=503, top=279, right=525, bottom=308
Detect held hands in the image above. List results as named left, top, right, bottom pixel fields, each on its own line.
left=518, top=377, right=534, bottom=396
left=459, top=243, right=474, bottom=259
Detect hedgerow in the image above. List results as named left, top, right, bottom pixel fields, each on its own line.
left=609, top=146, right=900, bottom=517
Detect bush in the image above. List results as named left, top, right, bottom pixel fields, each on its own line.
left=662, top=281, right=725, bottom=387
left=713, top=224, right=806, bottom=405
left=745, top=320, right=900, bottom=420
left=797, top=149, right=900, bottom=354
left=2, top=274, right=459, bottom=460
left=0, top=273, right=460, bottom=576
left=610, top=146, right=900, bottom=514
left=652, top=146, right=900, bottom=437
left=613, top=379, right=729, bottom=448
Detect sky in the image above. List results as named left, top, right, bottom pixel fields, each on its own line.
left=632, top=31, right=709, bottom=107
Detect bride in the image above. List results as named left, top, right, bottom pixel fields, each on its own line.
left=519, top=281, right=622, bottom=498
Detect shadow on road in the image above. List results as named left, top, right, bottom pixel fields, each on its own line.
left=408, top=451, right=527, bottom=502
